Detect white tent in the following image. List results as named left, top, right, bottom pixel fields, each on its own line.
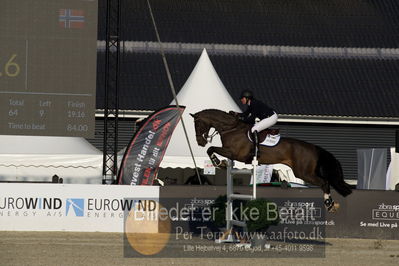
left=0, top=135, right=103, bottom=184
left=160, top=49, right=242, bottom=168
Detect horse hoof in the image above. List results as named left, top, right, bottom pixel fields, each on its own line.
left=328, top=202, right=340, bottom=213
left=219, top=160, right=228, bottom=168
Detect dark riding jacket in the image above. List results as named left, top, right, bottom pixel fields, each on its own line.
left=239, top=98, right=275, bottom=124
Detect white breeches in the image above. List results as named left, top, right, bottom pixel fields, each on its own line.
left=251, top=113, right=278, bottom=133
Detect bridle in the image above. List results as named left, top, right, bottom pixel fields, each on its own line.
left=195, top=117, right=215, bottom=144
left=196, top=126, right=218, bottom=143
left=204, top=128, right=219, bottom=143
left=195, top=119, right=238, bottom=144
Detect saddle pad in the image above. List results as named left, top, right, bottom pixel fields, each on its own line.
left=262, top=134, right=281, bottom=146
left=247, top=132, right=281, bottom=146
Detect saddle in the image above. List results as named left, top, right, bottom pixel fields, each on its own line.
left=248, top=128, right=281, bottom=146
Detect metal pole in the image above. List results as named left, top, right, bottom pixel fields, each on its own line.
left=253, top=158, right=257, bottom=199
left=146, top=0, right=202, bottom=184
left=226, top=159, right=234, bottom=231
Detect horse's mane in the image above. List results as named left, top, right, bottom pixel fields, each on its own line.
left=200, top=109, right=230, bottom=116
left=197, top=109, right=246, bottom=129
left=198, top=109, right=233, bottom=119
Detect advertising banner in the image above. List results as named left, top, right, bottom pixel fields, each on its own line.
left=0, top=183, right=159, bottom=232
left=118, top=106, right=185, bottom=185
left=123, top=193, right=326, bottom=258
left=157, top=186, right=399, bottom=240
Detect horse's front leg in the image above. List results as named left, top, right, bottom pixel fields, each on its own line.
left=207, top=146, right=234, bottom=168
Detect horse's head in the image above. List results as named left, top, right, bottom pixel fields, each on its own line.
left=191, top=109, right=243, bottom=147
left=190, top=113, right=211, bottom=147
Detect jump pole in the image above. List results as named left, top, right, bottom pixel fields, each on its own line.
left=216, top=156, right=258, bottom=243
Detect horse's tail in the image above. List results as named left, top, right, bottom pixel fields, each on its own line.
left=316, top=147, right=352, bottom=197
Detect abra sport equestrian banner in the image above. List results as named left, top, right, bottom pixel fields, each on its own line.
left=118, top=106, right=185, bottom=185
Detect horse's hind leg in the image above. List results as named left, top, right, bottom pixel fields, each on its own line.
left=320, top=182, right=340, bottom=213
left=302, top=174, right=339, bottom=213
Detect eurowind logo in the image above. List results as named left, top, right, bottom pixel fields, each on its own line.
left=66, top=198, right=85, bottom=217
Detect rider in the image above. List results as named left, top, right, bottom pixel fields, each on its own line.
left=233, top=90, right=278, bottom=158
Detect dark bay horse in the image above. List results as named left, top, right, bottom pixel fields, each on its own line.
left=190, top=109, right=352, bottom=212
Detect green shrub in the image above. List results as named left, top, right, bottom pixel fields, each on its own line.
left=211, top=195, right=246, bottom=228
left=244, top=199, right=279, bottom=232
left=211, top=195, right=228, bottom=228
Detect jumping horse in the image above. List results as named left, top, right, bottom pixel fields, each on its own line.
left=190, top=109, right=352, bottom=212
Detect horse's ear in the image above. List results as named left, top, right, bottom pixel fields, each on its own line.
left=190, top=113, right=195, bottom=118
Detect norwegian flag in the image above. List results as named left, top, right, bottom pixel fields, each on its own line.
left=59, top=9, right=85, bottom=29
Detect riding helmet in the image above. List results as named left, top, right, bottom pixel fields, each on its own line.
left=240, top=90, right=253, bottom=99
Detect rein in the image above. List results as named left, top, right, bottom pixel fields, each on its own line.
left=199, top=126, right=240, bottom=144
left=196, top=129, right=219, bottom=143
left=206, top=129, right=219, bottom=143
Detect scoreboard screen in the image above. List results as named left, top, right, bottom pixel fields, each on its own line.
left=0, top=0, right=97, bottom=137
